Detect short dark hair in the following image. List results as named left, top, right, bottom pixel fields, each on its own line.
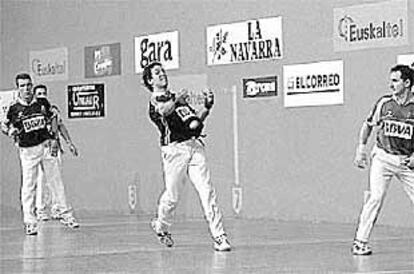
left=142, top=61, right=162, bottom=92
left=33, top=84, right=47, bottom=93
left=15, top=73, right=32, bottom=87
left=391, top=64, right=414, bottom=88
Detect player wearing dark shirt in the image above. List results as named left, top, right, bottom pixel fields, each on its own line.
left=6, top=96, right=53, bottom=147
left=3, top=73, right=79, bottom=235
left=142, top=62, right=231, bottom=252
left=149, top=91, right=203, bottom=146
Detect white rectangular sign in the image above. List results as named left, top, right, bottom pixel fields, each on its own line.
left=333, top=0, right=408, bottom=51
left=30, top=47, right=69, bottom=82
left=397, top=53, right=414, bottom=67
left=207, top=16, right=283, bottom=66
left=283, top=60, right=344, bottom=108
left=0, top=90, right=17, bottom=122
left=134, top=30, right=179, bottom=74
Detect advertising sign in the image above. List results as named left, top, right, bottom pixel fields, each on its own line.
left=0, top=90, right=17, bottom=122
left=134, top=31, right=179, bottom=74
left=283, top=60, right=344, bottom=107
left=68, top=84, right=105, bottom=119
left=242, top=76, right=278, bottom=98
left=334, top=0, right=408, bottom=51
left=85, top=43, right=121, bottom=78
left=207, top=17, right=283, bottom=66
left=30, top=47, right=68, bottom=82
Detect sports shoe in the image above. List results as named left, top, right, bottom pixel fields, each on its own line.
left=352, top=239, right=372, bottom=255
left=150, top=218, right=174, bottom=247
left=213, top=234, right=231, bottom=252
left=50, top=208, right=63, bottom=220
left=24, top=223, right=38, bottom=236
left=60, top=216, right=80, bottom=229
left=37, top=212, right=50, bottom=221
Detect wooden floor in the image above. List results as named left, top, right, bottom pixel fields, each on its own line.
left=1, top=215, right=413, bottom=273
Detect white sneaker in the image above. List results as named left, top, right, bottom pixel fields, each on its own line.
left=37, top=212, right=50, bottom=221
left=50, top=209, right=63, bottom=220
left=24, top=223, right=38, bottom=236
left=51, top=208, right=73, bottom=220
left=213, top=234, right=231, bottom=252
left=150, top=218, right=174, bottom=247
left=60, top=216, right=80, bottom=229
left=352, top=240, right=372, bottom=255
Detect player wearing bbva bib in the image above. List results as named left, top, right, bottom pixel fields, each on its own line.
left=352, top=65, right=414, bottom=255
left=3, top=73, right=78, bottom=235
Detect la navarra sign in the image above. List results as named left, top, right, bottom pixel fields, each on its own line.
left=207, top=16, right=283, bottom=66
left=230, top=21, right=282, bottom=62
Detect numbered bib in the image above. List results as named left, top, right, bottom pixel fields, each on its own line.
left=175, top=106, right=196, bottom=122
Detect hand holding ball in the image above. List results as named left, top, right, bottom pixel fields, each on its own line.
left=189, top=119, right=200, bottom=130
left=185, top=117, right=203, bottom=137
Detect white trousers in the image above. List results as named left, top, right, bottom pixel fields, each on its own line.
left=35, top=152, right=72, bottom=217
left=35, top=166, right=52, bottom=213
left=156, top=139, right=226, bottom=238
left=355, top=146, right=414, bottom=242
left=19, top=140, right=70, bottom=224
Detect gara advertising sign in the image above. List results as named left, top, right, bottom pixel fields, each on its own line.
left=207, top=16, right=283, bottom=66
left=68, top=84, right=105, bottom=119
left=134, top=30, right=179, bottom=74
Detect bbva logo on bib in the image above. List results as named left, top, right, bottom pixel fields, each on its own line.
left=383, top=120, right=413, bottom=140
left=23, top=116, right=46, bottom=133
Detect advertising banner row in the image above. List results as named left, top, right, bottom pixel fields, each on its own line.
left=241, top=60, right=343, bottom=108
left=2, top=0, right=412, bottom=122
left=3, top=52, right=413, bottom=122
left=28, top=0, right=409, bottom=83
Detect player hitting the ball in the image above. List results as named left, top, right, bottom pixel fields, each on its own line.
left=352, top=64, right=414, bottom=255
left=142, top=62, right=231, bottom=252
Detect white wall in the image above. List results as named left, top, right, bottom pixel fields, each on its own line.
left=1, top=0, right=413, bottom=227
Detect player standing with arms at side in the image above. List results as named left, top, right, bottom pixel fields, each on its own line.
left=32, top=84, right=79, bottom=228
left=142, top=62, right=231, bottom=252
left=352, top=65, right=414, bottom=255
